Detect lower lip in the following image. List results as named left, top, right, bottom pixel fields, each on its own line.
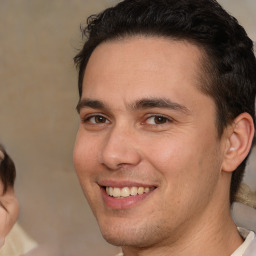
left=101, top=187, right=155, bottom=210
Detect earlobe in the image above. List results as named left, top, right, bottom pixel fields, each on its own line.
left=222, top=113, right=255, bottom=173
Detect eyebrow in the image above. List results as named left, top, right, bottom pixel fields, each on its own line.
left=130, top=98, right=190, bottom=114
left=76, top=99, right=107, bottom=113
left=76, top=97, right=190, bottom=115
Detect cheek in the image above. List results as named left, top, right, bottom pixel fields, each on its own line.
left=73, top=133, right=102, bottom=209
left=73, top=131, right=98, bottom=181
left=144, top=133, right=220, bottom=193
left=144, top=135, right=195, bottom=175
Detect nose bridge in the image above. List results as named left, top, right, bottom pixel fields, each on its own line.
left=100, top=123, right=141, bottom=169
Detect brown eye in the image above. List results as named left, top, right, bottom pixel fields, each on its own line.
left=146, top=115, right=169, bottom=125
left=95, top=116, right=107, bottom=123
left=86, top=115, right=110, bottom=124
left=154, top=116, right=168, bottom=124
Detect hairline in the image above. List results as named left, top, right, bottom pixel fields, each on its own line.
left=79, top=33, right=225, bottom=138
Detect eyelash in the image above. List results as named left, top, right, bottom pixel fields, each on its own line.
left=82, top=114, right=110, bottom=124
left=82, top=114, right=172, bottom=126
left=143, top=114, right=172, bottom=126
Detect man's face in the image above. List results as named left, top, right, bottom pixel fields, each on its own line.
left=74, top=36, right=228, bottom=248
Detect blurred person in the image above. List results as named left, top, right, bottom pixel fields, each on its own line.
left=0, top=145, right=37, bottom=255
left=73, top=0, right=256, bottom=255
left=0, top=145, right=19, bottom=247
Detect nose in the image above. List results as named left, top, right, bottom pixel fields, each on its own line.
left=99, top=126, right=141, bottom=170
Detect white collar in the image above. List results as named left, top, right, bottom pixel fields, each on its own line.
left=231, top=228, right=255, bottom=256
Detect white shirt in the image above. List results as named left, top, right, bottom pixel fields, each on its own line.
left=231, top=228, right=256, bottom=256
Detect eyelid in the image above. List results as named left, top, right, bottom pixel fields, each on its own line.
left=143, top=114, right=173, bottom=125
left=81, top=113, right=111, bottom=124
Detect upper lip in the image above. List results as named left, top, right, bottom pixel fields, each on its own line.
left=98, top=180, right=157, bottom=188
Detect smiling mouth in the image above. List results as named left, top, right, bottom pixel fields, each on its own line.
left=105, top=186, right=155, bottom=198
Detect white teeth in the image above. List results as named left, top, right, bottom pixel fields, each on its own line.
left=145, top=187, right=150, bottom=193
left=109, top=187, right=113, bottom=196
left=130, top=187, right=138, bottom=196
left=138, top=187, right=144, bottom=195
left=121, top=187, right=130, bottom=198
left=105, top=186, right=153, bottom=198
left=113, top=187, right=121, bottom=197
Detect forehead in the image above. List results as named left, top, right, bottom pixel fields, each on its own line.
left=82, top=36, right=208, bottom=108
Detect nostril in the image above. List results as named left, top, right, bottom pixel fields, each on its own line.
left=99, top=130, right=141, bottom=169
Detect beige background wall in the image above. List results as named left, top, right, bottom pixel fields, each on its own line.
left=0, top=1, right=255, bottom=255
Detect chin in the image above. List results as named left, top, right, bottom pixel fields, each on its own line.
left=102, top=232, right=148, bottom=248
left=98, top=220, right=158, bottom=248
left=102, top=234, right=129, bottom=247
left=99, top=223, right=137, bottom=246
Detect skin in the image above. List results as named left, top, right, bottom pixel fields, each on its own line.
left=0, top=184, right=19, bottom=247
left=0, top=152, right=19, bottom=248
left=73, top=36, right=249, bottom=256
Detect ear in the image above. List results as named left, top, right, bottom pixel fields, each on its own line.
left=222, top=113, right=255, bottom=173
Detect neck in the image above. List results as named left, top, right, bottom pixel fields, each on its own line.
left=122, top=180, right=243, bottom=256
left=122, top=212, right=242, bottom=256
